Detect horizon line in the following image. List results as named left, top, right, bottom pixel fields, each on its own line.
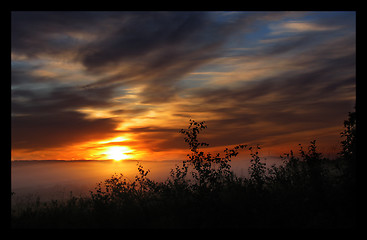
left=10, top=159, right=184, bottom=163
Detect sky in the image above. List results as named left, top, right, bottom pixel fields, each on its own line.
left=11, top=11, right=356, bottom=161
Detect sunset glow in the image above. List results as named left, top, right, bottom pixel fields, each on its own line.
left=103, top=146, right=134, bottom=161
left=11, top=11, right=355, bottom=161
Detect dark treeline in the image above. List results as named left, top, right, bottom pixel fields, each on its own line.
left=11, top=111, right=356, bottom=228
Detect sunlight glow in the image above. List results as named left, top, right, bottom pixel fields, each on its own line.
left=97, top=136, right=130, bottom=144
left=103, top=146, right=134, bottom=161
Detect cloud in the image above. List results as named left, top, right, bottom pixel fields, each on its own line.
left=269, top=21, right=341, bottom=35
left=73, top=12, right=232, bottom=103
left=268, top=12, right=354, bottom=36
left=11, top=72, right=121, bottom=150
left=173, top=18, right=355, bottom=149
left=11, top=11, right=119, bottom=58
left=78, top=13, right=205, bottom=70
left=12, top=111, right=119, bottom=150
left=11, top=12, right=305, bottom=106
left=12, top=83, right=117, bottom=115
left=11, top=12, right=356, bottom=159
left=76, top=12, right=296, bottom=104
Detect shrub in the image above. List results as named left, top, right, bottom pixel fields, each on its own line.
left=179, top=119, right=247, bottom=191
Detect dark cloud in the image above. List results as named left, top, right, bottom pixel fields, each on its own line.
left=12, top=83, right=117, bottom=115
left=11, top=12, right=304, bottom=106
left=12, top=111, right=118, bottom=150
left=11, top=11, right=120, bottom=58
left=75, top=12, right=279, bottom=103
left=78, top=12, right=208, bottom=71
left=11, top=75, right=120, bottom=150
left=177, top=24, right=355, bottom=149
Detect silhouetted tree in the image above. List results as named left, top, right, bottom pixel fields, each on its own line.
left=248, top=146, right=266, bottom=188
left=340, top=110, right=356, bottom=182
left=179, top=119, right=247, bottom=190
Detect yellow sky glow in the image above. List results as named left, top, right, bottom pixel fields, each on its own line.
left=102, top=146, right=134, bottom=161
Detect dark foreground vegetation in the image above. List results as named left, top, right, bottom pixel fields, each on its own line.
left=11, top=112, right=356, bottom=228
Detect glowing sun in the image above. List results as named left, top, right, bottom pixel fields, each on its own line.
left=104, top=146, right=133, bottom=161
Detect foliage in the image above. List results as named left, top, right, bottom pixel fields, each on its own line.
left=340, top=110, right=356, bottom=160
left=339, top=110, right=356, bottom=183
left=248, top=145, right=266, bottom=187
left=179, top=119, right=247, bottom=191
left=12, top=113, right=356, bottom=228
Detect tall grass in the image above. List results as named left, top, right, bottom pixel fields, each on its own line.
left=11, top=112, right=356, bottom=228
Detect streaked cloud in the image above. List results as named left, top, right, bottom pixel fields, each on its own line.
left=11, top=11, right=356, bottom=160
left=269, top=21, right=341, bottom=35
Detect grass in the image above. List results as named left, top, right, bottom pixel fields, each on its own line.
left=11, top=113, right=356, bottom=228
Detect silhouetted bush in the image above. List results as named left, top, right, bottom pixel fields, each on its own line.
left=340, top=110, right=356, bottom=186
left=178, top=119, right=247, bottom=192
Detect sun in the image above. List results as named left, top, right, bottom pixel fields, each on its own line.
left=104, top=146, right=133, bottom=161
